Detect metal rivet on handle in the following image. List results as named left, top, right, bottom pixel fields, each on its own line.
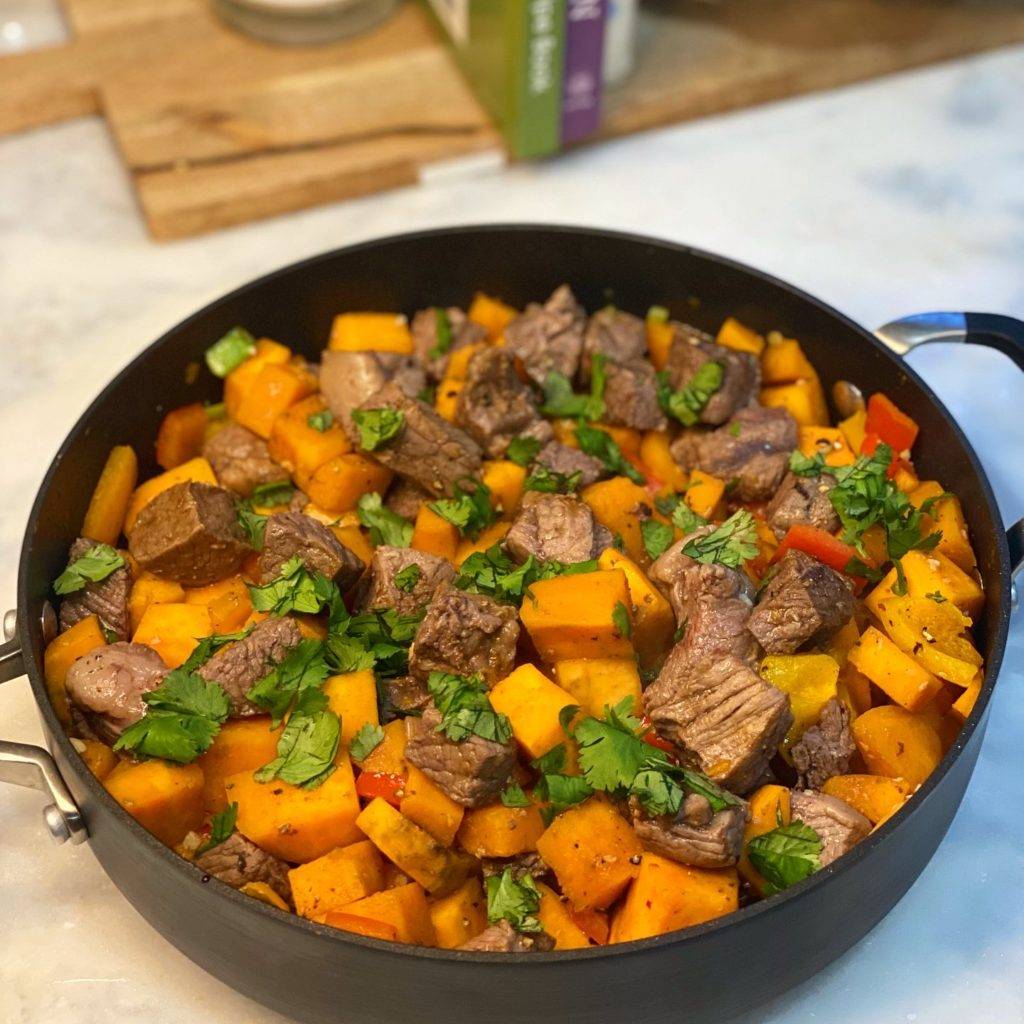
left=43, top=804, right=71, bottom=845
left=3, top=609, right=16, bottom=642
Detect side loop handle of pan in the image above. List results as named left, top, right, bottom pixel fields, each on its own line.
left=0, top=610, right=88, bottom=845
left=874, top=310, right=1024, bottom=602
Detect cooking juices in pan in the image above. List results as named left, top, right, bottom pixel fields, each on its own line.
left=44, top=286, right=986, bottom=952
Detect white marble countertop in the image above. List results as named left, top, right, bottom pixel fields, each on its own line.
left=2, top=4, right=1024, bottom=1019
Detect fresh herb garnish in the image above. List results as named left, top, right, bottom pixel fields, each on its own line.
left=524, top=464, right=582, bottom=494
left=506, top=436, right=543, bottom=467
left=246, top=638, right=330, bottom=726
left=427, top=672, right=512, bottom=744
left=393, top=563, right=422, bottom=593
left=641, top=519, right=674, bottom=560
left=325, top=604, right=424, bottom=679
left=486, top=868, right=543, bottom=933
left=356, top=492, right=413, bottom=547
left=572, top=698, right=650, bottom=797
left=349, top=723, right=385, bottom=761
left=255, top=687, right=339, bottom=790
left=612, top=601, right=632, bottom=639
left=746, top=820, right=823, bottom=895
left=181, top=627, right=254, bottom=673
left=352, top=408, right=405, bottom=451
left=54, top=543, right=125, bottom=595
left=681, top=510, right=758, bottom=568
left=428, top=307, right=454, bottom=360
left=428, top=479, right=496, bottom=539
left=789, top=450, right=828, bottom=477
left=455, top=543, right=597, bottom=605
left=575, top=421, right=645, bottom=484
left=247, top=555, right=339, bottom=616
left=656, top=361, right=724, bottom=426
left=531, top=744, right=593, bottom=820
left=925, top=590, right=947, bottom=604
left=236, top=502, right=268, bottom=549
left=114, top=670, right=232, bottom=763
left=540, top=353, right=607, bottom=421
left=205, top=326, right=256, bottom=378
left=728, top=422, right=742, bottom=438
left=307, top=409, right=335, bottom=432
left=500, top=782, right=532, bottom=808
left=251, top=480, right=295, bottom=508
left=672, top=501, right=707, bottom=535
left=197, top=802, right=238, bottom=855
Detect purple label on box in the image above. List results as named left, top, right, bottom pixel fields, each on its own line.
left=561, top=0, right=606, bottom=144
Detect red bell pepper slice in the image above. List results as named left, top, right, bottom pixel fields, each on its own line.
left=773, top=524, right=864, bottom=578
left=860, top=432, right=911, bottom=480
left=355, top=770, right=406, bottom=808
left=865, top=393, right=919, bottom=454
left=639, top=715, right=678, bottom=757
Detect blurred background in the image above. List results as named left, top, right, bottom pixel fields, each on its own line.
left=1, top=1, right=1023, bottom=1022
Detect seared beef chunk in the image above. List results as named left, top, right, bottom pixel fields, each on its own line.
left=198, top=616, right=302, bottom=716
left=409, top=583, right=519, bottom=685
left=789, top=789, right=870, bottom=866
left=319, top=351, right=426, bottom=432
left=202, top=422, right=286, bottom=498
left=582, top=307, right=646, bottom=374
left=644, top=651, right=792, bottom=794
left=459, top=919, right=555, bottom=953
left=59, top=537, right=131, bottom=641
left=791, top=698, right=856, bottom=790
left=480, top=852, right=549, bottom=881
left=363, top=546, right=456, bottom=617
left=194, top=832, right=292, bottom=902
left=378, top=353, right=429, bottom=400
left=383, top=675, right=431, bottom=719
left=411, top=306, right=487, bottom=381
left=766, top=472, right=839, bottom=540
left=649, top=532, right=758, bottom=662
left=748, top=550, right=853, bottom=654
left=666, top=336, right=760, bottom=426
left=671, top=405, right=798, bottom=502
left=532, top=440, right=605, bottom=487
left=504, top=492, right=612, bottom=565
left=629, top=793, right=749, bottom=869
left=503, top=285, right=586, bottom=386
left=351, top=382, right=482, bottom=498
left=602, top=360, right=667, bottom=431
left=456, top=348, right=547, bottom=458
left=129, top=481, right=249, bottom=587
left=258, top=511, right=363, bottom=591
left=385, top=478, right=432, bottom=520
left=404, top=705, right=516, bottom=807
left=65, top=642, right=167, bottom=743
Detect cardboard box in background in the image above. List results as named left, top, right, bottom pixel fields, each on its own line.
left=425, top=0, right=609, bottom=158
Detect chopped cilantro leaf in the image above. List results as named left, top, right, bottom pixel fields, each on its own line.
left=641, top=519, right=674, bottom=560
left=197, top=802, right=237, bottom=855
left=352, top=408, right=405, bottom=451
left=357, top=492, right=413, bottom=547
left=925, top=590, right=947, bottom=604
left=393, top=563, right=422, bottom=593
left=612, top=601, right=632, bottom=639
left=681, top=510, right=758, bottom=568
left=255, top=688, right=339, bottom=789
left=307, top=409, right=334, bottom=432
left=540, top=354, right=607, bottom=421
left=486, top=868, right=543, bottom=933
left=427, top=672, right=512, bottom=744
left=524, top=464, right=582, bottom=494
left=656, top=361, right=724, bottom=426
left=789, top=450, right=828, bottom=477
left=428, top=307, right=454, bottom=360
left=246, top=638, right=330, bottom=726
left=251, top=480, right=294, bottom=508
left=500, top=782, right=532, bottom=808
left=54, top=543, right=125, bottom=595
left=746, top=820, right=822, bottom=895
left=575, top=421, right=644, bottom=484
left=455, top=543, right=597, bottom=605
left=247, top=555, right=339, bottom=616
left=349, top=723, right=385, bottom=762
left=506, top=436, right=543, bottom=467
left=428, top=479, right=496, bottom=539
left=181, top=627, right=254, bottom=673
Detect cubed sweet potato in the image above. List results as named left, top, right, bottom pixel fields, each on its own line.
left=335, top=882, right=435, bottom=945
left=132, top=602, right=212, bottom=668
left=553, top=658, right=643, bottom=720
left=43, top=614, right=106, bottom=725
left=489, top=664, right=579, bottom=760
left=104, top=760, right=205, bottom=847
left=75, top=738, right=118, bottom=781
left=519, top=570, right=633, bottom=663
left=288, top=840, right=386, bottom=920
left=82, top=445, right=138, bottom=545
left=716, top=317, right=765, bottom=356
left=300, top=453, right=393, bottom=514
left=951, top=674, right=982, bottom=722
left=821, top=774, right=914, bottom=825
left=130, top=573, right=187, bottom=634
left=797, top=426, right=856, bottom=468
left=185, top=574, right=253, bottom=633
left=445, top=343, right=489, bottom=382
left=123, top=456, right=217, bottom=534
left=197, top=716, right=282, bottom=813
left=223, top=339, right=292, bottom=418
left=759, top=378, right=829, bottom=427
left=456, top=799, right=546, bottom=859
left=434, top=379, right=464, bottom=423
left=481, top=460, right=526, bottom=516
left=467, top=293, right=517, bottom=340
left=851, top=705, right=942, bottom=786
left=839, top=408, right=867, bottom=453
left=401, top=764, right=465, bottom=846
left=357, top=719, right=407, bottom=774
left=536, top=798, right=643, bottom=911
left=235, top=362, right=318, bottom=440
left=685, top=469, right=726, bottom=520
left=323, top=671, right=379, bottom=749
left=329, top=313, right=413, bottom=354
left=864, top=550, right=984, bottom=620
left=428, top=877, right=488, bottom=949
left=581, top=476, right=654, bottom=567
left=639, top=430, right=689, bottom=493
left=847, top=627, right=943, bottom=713
left=645, top=314, right=674, bottom=371
left=411, top=505, right=460, bottom=562
left=227, top=753, right=362, bottom=862
left=536, top=882, right=590, bottom=949
left=610, top=855, right=738, bottom=942
left=269, top=395, right=352, bottom=480
left=761, top=336, right=817, bottom=384
left=596, top=547, right=675, bottom=669
left=909, top=481, right=976, bottom=571
left=759, top=654, right=841, bottom=754
left=155, top=403, right=209, bottom=471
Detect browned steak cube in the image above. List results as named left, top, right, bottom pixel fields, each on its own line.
left=629, top=793, right=749, bottom=869
left=65, top=642, right=168, bottom=743
left=602, top=360, right=667, bottom=431
left=58, top=537, right=132, bottom=641
left=411, top=306, right=487, bottom=381
left=666, top=336, right=760, bottom=426
left=404, top=705, right=517, bottom=807
left=193, top=832, right=292, bottom=903
left=408, top=583, right=519, bottom=685
left=362, top=546, right=456, bottom=617
left=532, top=440, right=605, bottom=487
left=198, top=616, right=302, bottom=716
left=456, top=348, right=548, bottom=458
left=582, top=307, right=646, bottom=375
left=504, top=492, right=611, bottom=566
left=319, top=350, right=389, bottom=432
left=258, top=511, right=363, bottom=591
left=671, top=405, right=798, bottom=502
left=458, top=919, right=555, bottom=953
left=383, top=675, right=431, bottom=718
left=791, top=697, right=856, bottom=790
left=202, top=422, right=287, bottom=498
left=747, top=550, right=854, bottom=654
left=128, top=482, right=249, bottom=586
left=385, top=478, right=432, bottom=520
left=766, top=471, right=839, bottom=540
left=503, top=284, right=586, bottom=386
left=789, top=789, right=871, bottom=866
left=351, top=382, right=482, bottom=498
left=644, top=651, right=792, bottom=794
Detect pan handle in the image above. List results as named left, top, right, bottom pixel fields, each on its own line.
left=0, top=611, right=88, bottom=845
left=875, top=310, right=1024, bottom=595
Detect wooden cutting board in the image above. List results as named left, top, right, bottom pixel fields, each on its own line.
left=3, top=0, right=1023, bottom=240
